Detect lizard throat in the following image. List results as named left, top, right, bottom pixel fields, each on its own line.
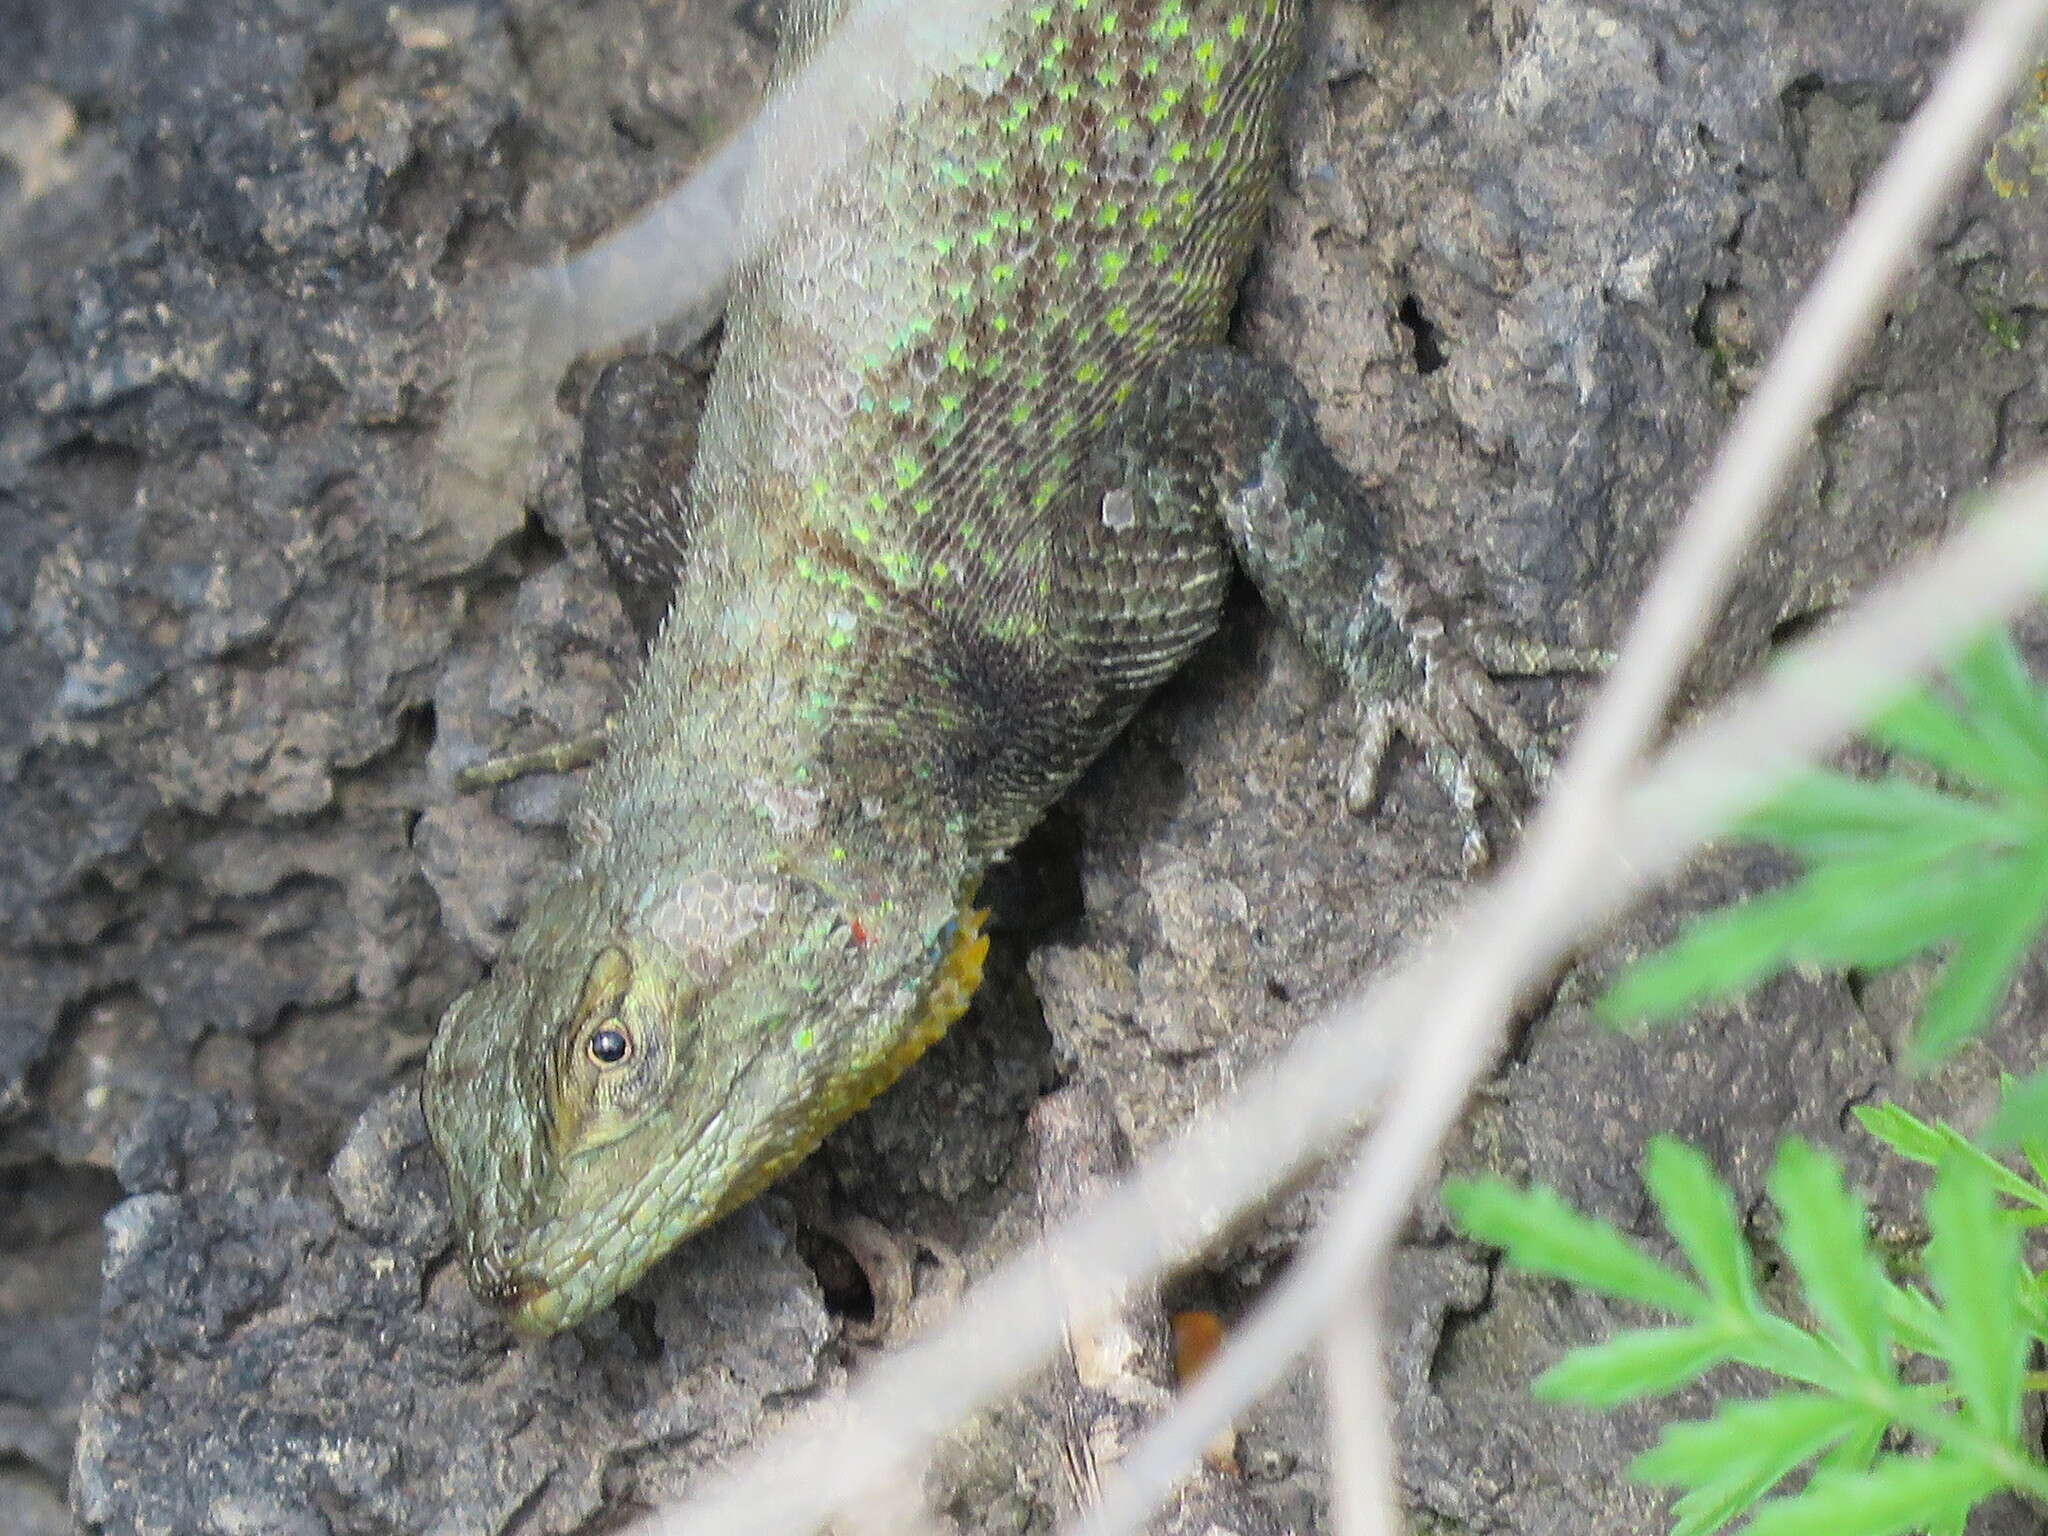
left=859, top=901, right=992, bottom=1106
left=692, top=902, right=993, bottom=1235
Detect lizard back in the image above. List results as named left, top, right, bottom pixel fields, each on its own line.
left=592, top=0, right=1306, bottom=864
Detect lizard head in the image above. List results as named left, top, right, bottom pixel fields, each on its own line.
left=422, top=867, right=985, bottom=1336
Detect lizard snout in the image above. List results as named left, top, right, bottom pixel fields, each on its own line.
left=465, top=1240, right=543, bottom=1315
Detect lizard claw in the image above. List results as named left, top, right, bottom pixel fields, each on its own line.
left=1342, top=569, right=1602, bottom=870
left=1343, top=643, right=1532, bottom=869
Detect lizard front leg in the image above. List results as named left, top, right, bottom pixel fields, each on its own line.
left=1060, top=348, right=1602, bottom=865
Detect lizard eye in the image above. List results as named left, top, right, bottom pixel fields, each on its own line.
left=587, top=1024, right=633, bottom=1066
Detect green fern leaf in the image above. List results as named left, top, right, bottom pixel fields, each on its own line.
left=1738, top=1456, right=1996, bottom=1536
left=1630, top=1393, right=1870, bottom=1536
left=1950, top=631, right=2048, bottom=778
left=1643, top=1137, right=1761, bottom=1315
left=1871, top=686, right=2041, bottom=798
left=1924, top=1157, right=2024, bottom=1440
left=1987, top=1068, right=2048, bottom=1152
left=1908, top=853, right=2048, bottom=1069
left=1440, top=1178, right=1701, bottom=1315
left=1736, top=773, right=2025, bottom=863
left=1767, top=1140, right=1891, bottom=1378
left=1534, top=1325, right=1738, bottom=1409
left=1854, top=1103, right=2048, bottom=1212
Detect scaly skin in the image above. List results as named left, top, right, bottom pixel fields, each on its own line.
left=426, top=0, right=1524, bottom=1335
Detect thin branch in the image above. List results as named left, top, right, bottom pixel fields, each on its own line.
left=1322, top=1297, right=1404, bottom=1536
left=1033, top=1082, right=1284, bottom=1534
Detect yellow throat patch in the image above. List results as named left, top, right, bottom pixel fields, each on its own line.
left=703, top=904, right=992, bottom=1228
left=845, top=902, right=991, bottom=1115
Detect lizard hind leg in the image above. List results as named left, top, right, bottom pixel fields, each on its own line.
left=1091, top=348, right=1603, bottom=868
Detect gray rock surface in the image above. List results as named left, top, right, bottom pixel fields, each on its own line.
left=2, top=0, right=2043, bottom=1532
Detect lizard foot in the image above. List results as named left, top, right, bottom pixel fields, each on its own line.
left=1343, top=565, right=1605, bottom=868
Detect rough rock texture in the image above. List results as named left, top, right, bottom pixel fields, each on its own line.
left=1, top=0, right=2043, bottom=1532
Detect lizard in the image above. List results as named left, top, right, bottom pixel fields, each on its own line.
left=424, top=0, right=1564, bottom=1337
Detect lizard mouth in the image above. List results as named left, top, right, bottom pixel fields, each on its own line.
left=501, top=1285, right=571, bottom=1336
left=464, top=1248, right=557, bottom=1332
left=465, top=1231, right=616, bottom=1336
left=484, top=1271, right=576, bottom=1337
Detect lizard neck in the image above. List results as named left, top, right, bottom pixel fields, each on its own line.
left=580, top=520, right=1009, bottom=897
